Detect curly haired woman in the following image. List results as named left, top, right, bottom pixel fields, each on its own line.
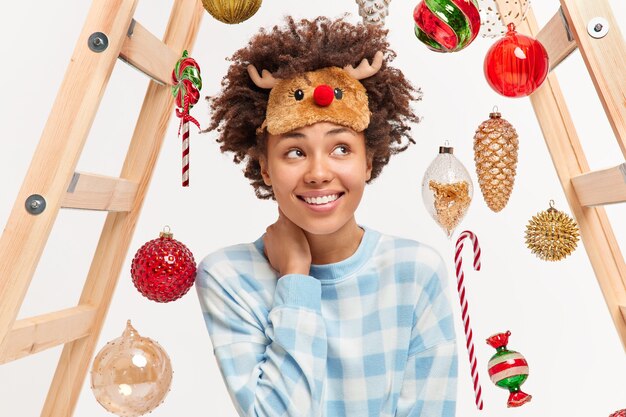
left=195, top=16, right=457, bottom=417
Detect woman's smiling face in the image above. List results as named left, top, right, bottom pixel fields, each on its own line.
left=259, top=122, right=372, bottom=235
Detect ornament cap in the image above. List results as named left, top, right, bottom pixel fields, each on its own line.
left=160, top=225, right=174, bottom=239
left=439, top=145, right=454, bottom=154
left=489, top=106, right=501, bottom=119
left=486, top=330, right=511, bottom=349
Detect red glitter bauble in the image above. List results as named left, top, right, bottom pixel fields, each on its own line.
left=610, top=410, right=626, bottom=417
left=131, top=227, right=196, bottom=303
left=484, top=24, right=549, bottom=97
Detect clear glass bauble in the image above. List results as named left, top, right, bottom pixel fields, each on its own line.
left=90, top=320, right=173, bottom=417
left=422, top=146, right=474, bottom=238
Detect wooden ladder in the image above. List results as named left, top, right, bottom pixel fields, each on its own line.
left=0, top=0, right=203, bottom=415
left=495, top=0, right=626, bottom=352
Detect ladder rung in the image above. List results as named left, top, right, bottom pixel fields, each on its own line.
left=61, top=172, right=139, bottom=211
left=119, top=19, right=180, bottom=85
left=537, top=7, right=577, bottom=71
left=0, top=305, right=96, bottom=365
left=571, top=163, right=626, bottom=206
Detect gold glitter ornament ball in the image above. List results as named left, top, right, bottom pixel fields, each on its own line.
left=202, top=0, right=262, bottom=24
left=525, top=201, right=579, bottom=261
left=473, top=109, right=519, bottom=212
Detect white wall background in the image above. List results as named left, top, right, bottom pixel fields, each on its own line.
left=1, top=1, right=625, bottom=416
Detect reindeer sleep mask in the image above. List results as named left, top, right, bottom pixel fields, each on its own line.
left=247, top=51, right=384, bottom=135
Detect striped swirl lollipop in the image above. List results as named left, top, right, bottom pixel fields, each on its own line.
left=413, top=0, right=481, bottom=52
left=172, top=50, right=202, bottom=187
left=486, top=331, right=532, bottom=407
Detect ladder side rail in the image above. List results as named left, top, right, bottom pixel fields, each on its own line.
left=0, top=0, right=139, bottom=358
left=560, top=0, right=626, bottom=157
left=41, top=1, right=204, bottom=416
left=510, top=4, right=626, bottom=352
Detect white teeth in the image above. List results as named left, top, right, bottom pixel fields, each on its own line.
left=303, top=194, right=340, bottom=205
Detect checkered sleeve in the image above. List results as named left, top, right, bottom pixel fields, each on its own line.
left=395, top=250, right=458, bottom=417
left=196, top=259, right=327, bottom=417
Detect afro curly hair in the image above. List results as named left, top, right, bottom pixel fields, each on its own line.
left=206, top=16, right=421, bottom=200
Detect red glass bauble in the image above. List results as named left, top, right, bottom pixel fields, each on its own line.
left=131, top=228, right=196, bottom=303
left=484, top=24, right=549, bottom=97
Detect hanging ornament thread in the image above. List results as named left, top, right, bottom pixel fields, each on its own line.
left=172, top=50, right=202, bottom=187
left=455, top=230, right=484, bottom=410
left=525, top=200, right=579, bottom=261
left=473, top=106, right=519, bottom=212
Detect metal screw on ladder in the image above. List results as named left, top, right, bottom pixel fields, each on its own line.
left=25, top=194, right=46, bottom=215
left=88, top=32, right=109, bottom=52
left=587, top=17, right=609, bottom=39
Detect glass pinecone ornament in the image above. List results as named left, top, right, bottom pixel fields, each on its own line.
left=473, top=108, right=519, bottom=212
left=130, top=227, right=196, bottom=302
left=525, top=201, right=579, bottom=261
left=356, top=0, right=391, bottom=24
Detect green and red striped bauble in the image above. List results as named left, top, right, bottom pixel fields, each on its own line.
left=486, top=331, right=532, bottom=407
left=413, top=0, right=480, bottom=53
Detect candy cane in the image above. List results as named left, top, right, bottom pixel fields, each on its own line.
left=181, top=120, right=190, bottom=187
left=455, top=230, right=483, bottom=410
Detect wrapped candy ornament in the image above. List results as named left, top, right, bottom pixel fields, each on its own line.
left=131, top=226, right=196, bottom=302
left=422, top=143, right=473, bottom=237
left=413, top=0, right=481, bottom=52
left=486, top=331, right=531, bottom=407
left=91, top=321, right=173, bottom=416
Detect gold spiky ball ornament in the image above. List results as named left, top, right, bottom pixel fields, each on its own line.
left=201, top=0, right=262, bottom=24
left=473, top=107, right=519, bottom=212
left=525, top=200, right=579, bottom=261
